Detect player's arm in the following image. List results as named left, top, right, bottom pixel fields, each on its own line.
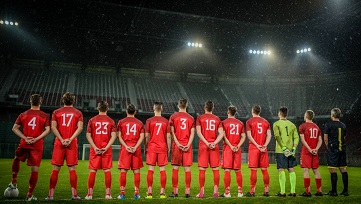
left=12, top=124, right=30, bottom=142
left=171, top=126, right=182, bottom=148
left=103, top=131, right=117, bottom=153
left=33, top=125, right=51, bottom=143
left=118, top=131, right=130, bottom=149
left=86, top=132, right=98, bottom=151
left=273, top=123, right=285, bottom=148
left=223, top=132, right=235, bottom=149
left=134, top=132, right=145, bottom=150
left=51, top=120, right=66, bottom=143
left=246, top=130, right=261, bottom=149
left=69, top=121, right=84, bottom=143
left=324, top=134, right=328, bottom=149
left=196, top=125, right=210, bottom=147
left=292, top=125, right=299, bottom=148
left=315, top=134, right=323, bottom=152
left=237, top=132, right=246, bottom=149
left=184, top=127, right=195, bottom=151
left=213, top=127, right=224, bottom=145
left=167, top=132, right=171, bottom=154
left=300, top=134, right=312, bottom=153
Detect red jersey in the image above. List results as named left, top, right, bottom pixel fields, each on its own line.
left=118, top=117, right=144, bottom=146
left=222, top=118, right=245, bottom=147
left=169, top=112, right=195, bottom=146
left=146, top=116, right=170, bottom=154
left=246, top=116, right=270, bottom=149
left=87, top=115, right=116, bottom=148
left=15, top=109, right=50, bottom=148
left=299, top=122, right=321, bottom=153
left=52, top=106, right=83, bottom=144
left=196, top=113, right=222, bottom=146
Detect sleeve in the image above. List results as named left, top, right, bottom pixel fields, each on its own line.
left=323, top=122, right=329, bottom=134
left=139, top=122, right=145, bottom=134
left=45, top=114, right=50, bottom=126
left=240, top=122, right=245, bottom=134
left=86, top=119, right=92, bottom=133
left=110, top=120, right=117, bottom=132
left=273, top=122, right=284, bottom=147
left=15, top=114, right=22, bottom=125
left=169, top=115, right=174, bottom=127
left=117, top=120, right=122, bottom=132
left=78, top=111, right=84, bottom=122
left=166, top=121, right=170, bottom=133
left=217, top=118, right=223, bottom=129
left=246, top=120, right=251, bottom=131
left=145, top=119, right=150, bottom=133
left=299, top=124, right=304, bottom=135
left=293, top=124, right=299, bottom=145
left=196, top=116, right=201, bottom=126
left=192, top=117, right=196, bottom=128
left=318, top=126, right=322, bottom=137
left=266, top=121, right=271, bottom=130
left=51, top=110, right=57, bottom=121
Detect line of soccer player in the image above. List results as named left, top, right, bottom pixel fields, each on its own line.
left=6, top=92, right=349, bottom=201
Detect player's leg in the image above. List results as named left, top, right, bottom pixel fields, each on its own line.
left=85, top=170, right=97, bottom=200
left=26, top=147, right=42, bottom=201
left=47, top=143, right=64, bottom=199
left=159, top=165, right=167, bottom=198
left=210, top=146, right=221, bottom=198
left=339, top=150, right=348, bottom=196
left=260, top=150, right=270, bottom=196
left=222, top=169, right=231, bottom=197
left=119, top=169, right=128, bottom=198
left=197, top=146, right=209, bottom=198
left=104, top=169, right=112, bottom=199
left=170, top=165, right=180, bottom=197
left=184, top=166, right=191, bottom=197
left=66, top=142, right=80, bottom=199
left=325, top=148, right=339, bottom=196
left=288, top=160, right=297, bottom=196
left=170, top=144, right=182, bottom=197
left=275, top=153, right=286, bottom=197
left=246, top=148, right=259, bottom=196
left=133, top=169, right=141, bottom=199
left=131, top=148, right=143, bottom=199
left=234, top=149, right=243, bottom=197
left=221, top=147, right=232, bottom=197
left=145, top=152, right=156, bottom=198
left=11, top=146, right=27, bottom=187
left=312, top=168, right=323, bottom=196
left=301, top=168, right=311, bottom=196
left=67, top=165, right=80, bottom=199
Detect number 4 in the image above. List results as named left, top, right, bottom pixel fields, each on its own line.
left=28, top=117, right=36, bottom=130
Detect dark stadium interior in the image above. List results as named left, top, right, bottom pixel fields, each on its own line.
left=1, top=1, right=361, bottom=165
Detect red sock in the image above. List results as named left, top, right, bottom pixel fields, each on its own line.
left=199, top=170, right=205, bottom=193
left=11, top=159, right=20, bottom=184
left=304, top=178, right=311, bottom=193
left=160, top=170, right=167, bottom=189
left=147, top=170, right=154, bottom=194
left=87, top=172, right=96, bottom=195
left=224, top=171, right=231, bottom=194
left=261, top=169, right=270, bottom=193
left=104, top=171, right=111, bottom=195
left=315, top=178, right=322, bottom=193
left=172, top=169, right=179, bottom=194
left=69, top=170, right=78, bottom=196
left=27, top=172, right=38, bottom=197
left=48, top=170, right=59, bottom=197
left=134, top=172, right=140, bottom=194
left=120, top=172, right=126, bottom=194
left=250, top=169, right=257, bottom=194
left=185, top=171, right=191, bottom=188
left=213, top=169, right=220, bottom=186
left=236, top=171, right=243, bottom=193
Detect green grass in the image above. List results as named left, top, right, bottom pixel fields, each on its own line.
left=0, top=159, right=360, bottom=203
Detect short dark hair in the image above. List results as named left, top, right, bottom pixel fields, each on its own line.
left=154, top=101, right=163, bottom=112
left=228, top=105, right=237, bottom=116
left=178, top=98, right=188, bottom=109
left=126, top=104, right=136, bottom=115
left=61, top=92, right=75, bottom=106
left=279, top=106, right=288, bottom=117
left=252, top=104, right=261, bottom=115
left=331, top=108, right=341, bottom=119
left=204, top=100, right=214, bottom=112
left=30, top=94, right=42, bottom=106
left=305, top=110, right=314, bottom=120
left=97, top=101, right=108, bottom=112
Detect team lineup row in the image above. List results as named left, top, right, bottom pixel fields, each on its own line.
left=6, top=92, right=349, bottom=201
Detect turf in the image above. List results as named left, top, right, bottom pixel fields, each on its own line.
left=0, top=159, right=360, bottom=203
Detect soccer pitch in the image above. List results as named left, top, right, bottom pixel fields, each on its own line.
left=0, top=159, right=360, bottom=203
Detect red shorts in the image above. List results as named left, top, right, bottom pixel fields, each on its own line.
left=15, top=144, right=43, bottom=167
left=222, top=147, right=241, bottom=170
left=118, top=147, right=143, bottom=170
left=198, top=144, right=220, bottom=168
left=248, top=147, right=269, bottom=168
left=146, top=152, right=168, bottom=166
left=171, top=143, right=193, bottom=167
left=51, top=141, right=78, bottom=166
left=300, top=151, right=319, bottom=169
left=89, top=148, right=112, bottom=170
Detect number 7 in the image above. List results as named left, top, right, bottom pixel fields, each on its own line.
left=155, top=123, right=162, bottom=135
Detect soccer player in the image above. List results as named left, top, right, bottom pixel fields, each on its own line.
left=299, top=110, right=323, bottom=197
left=145, top=101, right=171, bottom=199
left=324, top=108, right=348, bottom=196
left=169, top=98, right=195, bottom=198
left=117, top=104, right=145, bottom=200
left=46, top=92, right=83, bottom=200
left=220, top=105, right=246, bottom=198
left=85, top=101, right=117, bottom=200
left=196, top=100, right=224, bottom=198
left=8, top=94, right=50, bottom=201
left=245, top=104, right=272, bottom=197
left=273, top=106, right=299, bottom=197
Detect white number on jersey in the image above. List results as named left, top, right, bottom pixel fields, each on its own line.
left=126, top=123, right=137, bottom=135
left=309, top=128, right=318, bottom=139
left=61, top=113, right=74, bottom=127
left=205, top=119, right=216, bottom=131
left=257, top=123, right=263, bottom=134
left=180, top=118, right=187, bottom=130
left=230, top=124, right=239, bottom=135
left=95, top=122, right=109, bottom=134
left=28, top=117, right=37, bottom=130
left=155, top=123, right=162, bottom=135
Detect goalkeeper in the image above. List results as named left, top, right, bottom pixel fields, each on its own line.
left=273, top=106, right=299, bottom=197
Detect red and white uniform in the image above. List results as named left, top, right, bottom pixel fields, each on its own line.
left=196, top=113, right=222, bottom=168
left=246, top=117, right=270, bottom=168
left=299, top=122, right=322, bottom=168
left=145, top=116, right=170, bottom=166
left=15, top=109, right=50, bottom=166
left=222, top=118, right=244, bottom=170
left=169, top=112, right=195, bottom=166
left=51, top=107, right=83, bottom=166
left=87, top=115, right=116, bottom=170
left=118, top=117, right=144, bottom=170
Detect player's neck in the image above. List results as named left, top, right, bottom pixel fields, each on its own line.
left=64, top=105, right=73, bottom=107
left=279, top=117, right=287, bottom=120
left=228, top=115, right=235, bottom=118
left=332, top=118, right=340, bottom=121
left=179, top=109, right=187, bottom=112
left=127, top=114, right=135, bottom=117
left=99, top=112, right=107, bottom=115
left=30, top=106, right=40, bottom=110
left=305, top=119, right=313, bottom=123
left=252, top=114, right=260, bottom=117
left=205, top=111, right=212, bottom=114
left=154, top=112, right=162, bottom=116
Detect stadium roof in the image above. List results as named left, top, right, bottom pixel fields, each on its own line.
left=1, top=0, right=360, bottom=75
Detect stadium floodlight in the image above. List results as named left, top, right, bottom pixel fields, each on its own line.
left=9, top=22, right=13, bottom=25
left=253, top=50, right=256, bottom=54
left=257, top=50, right=260, bottom=54
left=297, top=47, right=312, bottom=54
left=249, top=49, right=271, bottom=55
left=308, top=48, right=311, bottom=51
left=249, top=50, right=253, bottom=54
left=5, top=20, right=9, bottom=25
left=199, top=44, right=202, bottom=47
left=260, top=51, right=264, bottom=54
left=187, top=42, right=191, bottom=46
left=195, top=43, right=199, bottom=47
left=187, top=41, right=203, bottom=48
left=268, top=51, right=271, bottom=55
left=296, top=50, right=300, bottom=53
left=303, top=48, right=307, bottom=52
left=0, top=20, right=3, bottom=24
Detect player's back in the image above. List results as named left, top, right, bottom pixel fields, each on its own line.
left=324, top=120, right=346, bottom=149
left=299, top=122, right=321, bottom=151
left=52, top=106, right=83, bottom=139
left=274, top=119, right=298, bottom=153
left=88, top=115, right=116, bottom=148
left=146, top=116, right=169, bottom=153
left=196, top=113, right=222, bottom=143
left=17, top=109, right=50, bottom=138
left=118, top=117, right=144, bottom=146
left=246, top=116, right=270, bottom=148
left=169, top=112, right=194, bottom=145
left=222, top=117, right=244, bottom=147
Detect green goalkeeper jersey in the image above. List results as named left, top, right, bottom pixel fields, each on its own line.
left=273, top=119, right=299, bottom=153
